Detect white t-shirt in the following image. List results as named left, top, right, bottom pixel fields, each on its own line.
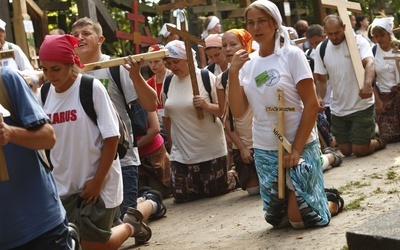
left=239, top=45, right=317, bottom=150
left=164, top=69, right=227, bottom=164
left=314, top=35, right=374, bottom=116
left=86, top=54, right=140, bottom=167
left=40, top=74, right=123, bottom=208
left=0, top=42, right=33, bottom=71
left=374, top=45, right=399, bottom=93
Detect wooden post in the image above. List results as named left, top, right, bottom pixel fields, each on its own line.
left=116, top=0, right=158, bottom=54
left=0, top=113, right=9, bottom=182
left=266, top=90, right=296, bottom=199
left=12, top=0, right=38, bottom=68
left=157, top=0, right=206, bottom=120
left=320, top=0, right=363, bottom=89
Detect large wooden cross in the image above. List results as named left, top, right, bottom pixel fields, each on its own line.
left=157, top=0, right=206, bottom=119
left=191, top=0, right=236, bottom=20
left=321, top=0, right=363, bottom=89
left=266, top=90, right=296, bottom=199
left=116, top=0, right=158, bottom=54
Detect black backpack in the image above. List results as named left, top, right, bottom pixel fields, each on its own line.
left=41, top=74, right=130, bottom=160
left=163, top=69, right=214, bottom=121
left=109, top=66, right=148, bottom=146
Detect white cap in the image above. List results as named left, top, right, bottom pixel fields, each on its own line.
left=159, top=23, right=176, bottom=38
left=0, top=19, right=6, bottom=31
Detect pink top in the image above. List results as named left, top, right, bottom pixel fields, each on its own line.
left=138, top=133, right=164, bottom=157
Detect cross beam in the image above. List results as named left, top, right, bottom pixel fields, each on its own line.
left=321, top=0, right=363, bottom=89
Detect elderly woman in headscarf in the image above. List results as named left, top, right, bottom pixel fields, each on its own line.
left=162, top=40, right=228, bottom=203
left=228, top=0, right=336, bottom=229
left=370, top=17, right=400, bottom=143
left=215, top=29, right=260, bottom=196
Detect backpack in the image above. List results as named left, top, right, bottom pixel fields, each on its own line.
left=163, top=69, right=214, bottom=121
left=319, top=38, right=329, bottom=67
left=305, top=48, right=315, bottom=72
left=109, top=66, right=148, bottom=145
left=206, top=63, right=216, bottom=74
left=41, top=74, right=130, bottom=160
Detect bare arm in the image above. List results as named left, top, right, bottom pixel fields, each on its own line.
left=163, top=117, right=172, bottom=151
left=359, top=57, right=375, bottom=99
left=228, top=49, right=250, bottom=118
left=137, top=111, right=160, bottom=148
left=373, top=86, right=385, bottom=114
left=123, top=56, right=157, bottom=112
left=0, top=122, right=55, bottom=150
left=193, top=95, right=220, bottom=117
left=80, top=136, right=118, bottom=205
left=224, top=117, right=253, bottom=164
left=284, top=78, right=319, bottom=168
left=216, top=88, right=226, bottom=118
left=314, top=73, right=327, bottom=109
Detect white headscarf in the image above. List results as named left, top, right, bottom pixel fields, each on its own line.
left=201, top=16, right=220, bottom=40
left=159, top=23, right=176, bottom=38
left=370, top=17, right=394, bottom=36
left=249, top=0, right=290, bottom=56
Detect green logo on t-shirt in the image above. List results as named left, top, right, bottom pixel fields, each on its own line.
left=255, top=71, right=269, bottom=87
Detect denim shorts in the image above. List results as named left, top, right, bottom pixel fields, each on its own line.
left=121, top=165, right=139, bottom=213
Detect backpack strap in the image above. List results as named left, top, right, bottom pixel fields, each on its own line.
left=163, top=74, right=174, bottom=97
left=220, top=69, right=234, bottom=131
left=200, top=69, right=212, bottom=103
left=319, top=38, right=329, bottom=68
left=306, top=48, right=313, bottom=57
left=79, top=74, right=97, bottom=125
left=206, top=63, right=216, bottom=74
left=40, top=82, right=51, bottom=106
left=372, top=44, right=377, bottom=57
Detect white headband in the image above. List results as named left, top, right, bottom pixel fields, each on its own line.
left=250, top=0, right=290, bottom=56
left=201, top=16, right=220, bottom=40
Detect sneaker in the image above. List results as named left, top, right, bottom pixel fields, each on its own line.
left=142, top=189, right=167, bottom=220
left=123, top=207, right=152, bottom=244
left=68, top=223, right=81, bottom=250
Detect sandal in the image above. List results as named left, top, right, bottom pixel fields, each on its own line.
left=123, top=208, right=152, bottom=244
left=142, top=189, right=167, bottom=220
left=323, top=147, right=343, bottom=168
left=375, top=133, right=386, bottom=151
left=325, top=188, right=344, bottom=216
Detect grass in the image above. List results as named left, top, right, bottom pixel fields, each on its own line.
left=344, top=195, right=366, bottom=211
left=338, top=181, right=370, bottom=194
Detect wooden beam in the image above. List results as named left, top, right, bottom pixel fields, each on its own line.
left=156, top=0, right=205, bottom=12
left=321, top=0, right=363, bottom=89
left=76, top=0, right=98, bottom=21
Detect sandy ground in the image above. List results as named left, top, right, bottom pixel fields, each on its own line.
left=120, top=142, right=400, bottom=250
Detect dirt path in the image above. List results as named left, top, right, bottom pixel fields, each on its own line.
left=121, top=142, right=400, bottom=249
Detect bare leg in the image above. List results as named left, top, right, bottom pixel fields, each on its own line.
left=81, top=223, right=130, bottom=250
left=287, top=190, right=302, bottom=223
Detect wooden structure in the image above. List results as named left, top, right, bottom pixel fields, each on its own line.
left=157, top=0, right=207, bottom=119
left=116, top=1, right=159, bottom=54
left=321, top=0, right=363, bottom=89
left=266, top=90, right=295, bottom=199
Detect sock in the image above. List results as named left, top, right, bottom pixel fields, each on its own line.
left=126, top=223, right=135, bottom=237
left=321, top=154, right=331, bottom=171
left=148, top=199, right=158, bottom=214
left=137, top=197, right=146, bottom=203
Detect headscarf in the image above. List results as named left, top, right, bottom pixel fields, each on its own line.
left=369, top=17, right=394, bottom=36
left=164, top=40, right=196, bottom=60
left=148, top=44, right=165, bottom=52
left=249, top=0, right=290, bottom=55
left=201, top=16, right=220, bottom=39
left=205, top=34, right=222, bottom=48
left=0, top=19, right=6, bottom=31
left=225, top=29, right=253, bottom=53
left=39, top=35, right=84, bottom=68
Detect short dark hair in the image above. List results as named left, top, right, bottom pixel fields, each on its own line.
left=306, top=24, right=324, bottom=38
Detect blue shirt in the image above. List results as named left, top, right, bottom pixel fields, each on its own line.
left=0, top=67, right=65, bottom=249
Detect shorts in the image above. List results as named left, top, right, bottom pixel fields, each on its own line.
left=170, top=155, right=228, bottom=203
left=331, top=105, right=375, bottom=145
left=62, top=194, right=117, bottom=242
left=254, top=140, right=331, bottom=228
left=121, top=165, right=139, bottom=213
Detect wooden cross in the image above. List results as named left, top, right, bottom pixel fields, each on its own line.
left=115, top=0, right=158, bottom=54
left=383, top=47, right=400, bottom=79
left=266, top=90, right=296, bottom=199
left=321, top=0, right=363, bottom=89
left=157, top=0, right=206, bottom=119
left=0, top=50, right=15, bottom=60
